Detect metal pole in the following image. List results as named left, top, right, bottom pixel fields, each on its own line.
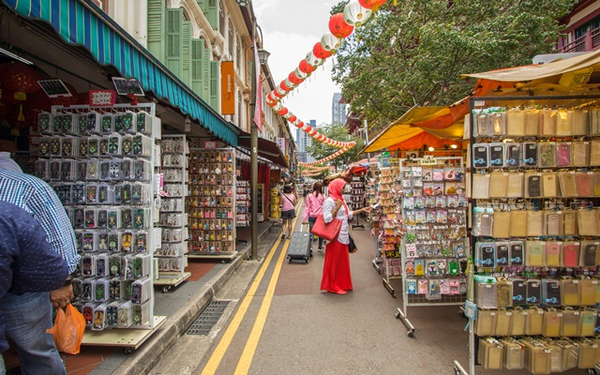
left=250, top=28, right=258, bottom=261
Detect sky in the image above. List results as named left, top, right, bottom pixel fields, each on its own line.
left=254, top=0, right=341, bottom=129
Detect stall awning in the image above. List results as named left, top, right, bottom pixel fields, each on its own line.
left=238, top=132, right=289, bottom=169
left=462, top=50, right=600, bottom=82
left=2, top=0, right=239, bottom=146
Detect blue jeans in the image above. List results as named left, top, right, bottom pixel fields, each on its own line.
left=307, top=217, right=324, bottom=248
left=0, top=292, right=65, bottom=375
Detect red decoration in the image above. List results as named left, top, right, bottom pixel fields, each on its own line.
left=288, top=115, right=297, bottom=123
left=267, top=92, right=278, bottom=104
left=303, top=125, right=312, bottom=132
left=273, top=90, right=285, bottom=99
left=313, top=42, right=333, bottom=59
left=358, top=0, right=387, bottom=11
left=0, top=62, right=42, bottom=94
left=296, top=121, right=304, bottom=128
left=279, top=81, right=292, bottom=92
left=288, top=72, right=303, bottom=85
left=328, top=13, right=354, bottom=39
left=277, top=107, right=289, bottom=116
left=298, top=59, right=317, bottom=74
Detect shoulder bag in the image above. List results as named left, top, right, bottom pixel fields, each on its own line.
left=310, top=214, right=341, bottom=241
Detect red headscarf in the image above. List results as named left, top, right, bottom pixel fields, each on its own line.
left=327, top=178, right=348, bottom=214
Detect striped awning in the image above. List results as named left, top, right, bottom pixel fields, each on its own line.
left=2, top=0, right=239, bottom=146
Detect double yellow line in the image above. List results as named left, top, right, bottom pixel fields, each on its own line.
left=201, top=205, right=301, bottom=375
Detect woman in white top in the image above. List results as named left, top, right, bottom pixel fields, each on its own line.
left=320, top=178, right=371, bottom=295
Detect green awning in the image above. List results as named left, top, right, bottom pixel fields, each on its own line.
left=2, top=0, right=239, bottom=146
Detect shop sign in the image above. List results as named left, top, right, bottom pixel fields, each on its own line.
left=276, top=137, right=286, bottom=153
left=204, top=141, right=217, bottom=149
left=420, top=155, right=438, bottom=165
left=89, top=90, right=116, bottom=107
left=220, top=61, right=235, bottom=115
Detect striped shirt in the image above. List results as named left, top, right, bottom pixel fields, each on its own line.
left=0, top=168, right=79, bottom=273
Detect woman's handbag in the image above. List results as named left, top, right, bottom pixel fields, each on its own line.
left=310, top=215, right=341, bottom=241
left=348, top=234, right=357, bottom=253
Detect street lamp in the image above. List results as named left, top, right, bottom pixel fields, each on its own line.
left=237, top=0, right=270, bottom=260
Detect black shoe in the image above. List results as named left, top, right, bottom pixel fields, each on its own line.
left=281, top=234, right=285, bottom=240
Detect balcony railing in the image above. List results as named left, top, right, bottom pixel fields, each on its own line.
left=556, top=26, right=600, bottom=53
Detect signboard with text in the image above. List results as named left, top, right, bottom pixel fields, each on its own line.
left=220, top=61, right=235, bottom=115
left=88, top=90, right=116, bottom=107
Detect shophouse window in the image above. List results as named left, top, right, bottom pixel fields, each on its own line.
left=219, top=1, right=225, bottom=35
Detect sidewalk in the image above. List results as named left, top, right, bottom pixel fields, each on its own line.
left=2, top=220, right=280, bottom=375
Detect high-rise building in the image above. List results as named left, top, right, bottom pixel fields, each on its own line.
left=296, top=119, right=316, bottom=163
left=332, top=93, right=347, bottom=125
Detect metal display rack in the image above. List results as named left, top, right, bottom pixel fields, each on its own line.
left=155, top=135, right=191, bottom=293
left=397, top=157, right=469, bottom=337
left=186, top=147, right=237, bottom=262
left=36, top=103, right=162, bottom=352
left=455, top=95, right=600, bottom=375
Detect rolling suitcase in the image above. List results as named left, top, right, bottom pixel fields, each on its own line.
left=286, top=224, right=312, bottom=263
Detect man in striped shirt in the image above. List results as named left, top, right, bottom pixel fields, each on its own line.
left=0, top=155, right=80, bottom=375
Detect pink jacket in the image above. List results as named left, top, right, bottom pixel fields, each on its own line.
left=303, top=192, right=325, bottom=221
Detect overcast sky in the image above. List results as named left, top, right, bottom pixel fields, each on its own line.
left=254, top=0, right=341, bottom=130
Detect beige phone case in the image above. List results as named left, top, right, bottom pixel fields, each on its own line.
left=506, top=109, right=526, bottom=136
left=492, top=211, right=511, bottom=239
left=489, top=172, right=508, bottom=198
left=542, top=173, right=558, bottom=197
left=572, top=141, right=589, bottom=167
left=527, top=210, right=544, bottom=237
left=472, top=173, right=490, bottom=199
left=506, top=173, right=524, bottom=198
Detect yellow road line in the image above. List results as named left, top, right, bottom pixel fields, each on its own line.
left=200, top=205, right=301, bottom=375
left=234, top=218, right=295, bottom=374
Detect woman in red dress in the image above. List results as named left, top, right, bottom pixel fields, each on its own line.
left=320, top=178, right=371, bottom=295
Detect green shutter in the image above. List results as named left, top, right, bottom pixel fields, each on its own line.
left=147, top=0, right=164, bottom=60
left=196, top=0, right=206, bottom=9
left=166, top=8, right=183, bottom=78
left=191, top=39, right=203, bottom=95
left=182, top=21, right=191, bottom=85
left=209, top=60, right=219, bottom=109
left=207, top=0, right=218, bottom=30
left=202, top=43, right=211, bottom=101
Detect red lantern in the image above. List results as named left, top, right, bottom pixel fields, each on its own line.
left=358, top=0, right=386, bottom=11
left=288, top=71, right=303, bottom=85
left=309, top=129, right=317, bottom=136
left=328, top=13, right=354, bottom=39
left=267, top=92, right=278, bottom=103
left=296, top=121, right=304, bottom=128
left=279, top=81, right=292, bottom=92
left=273, top=90, right=285, bottom=99
left=303, top=125, right=312, bottom=132
left=298, top=59, right=317, bottom=74
left=277, top=107, right=289, bottom=116
left=313, top=42, right=332, bottom=59
left=0, top=62, right=42, bottom=94
left=288, top=115, right=297, bottom=123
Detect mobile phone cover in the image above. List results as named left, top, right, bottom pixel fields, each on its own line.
left=572, top=141, right=589, bottom=167
left=495, top=242, right=510, bottom=267
left=472, top=143, right=489, bottom=169
left=505, top=143, right=522, bottom=167
left=572, top=109, right=589, bottom=135
left=492, top=211, right=511, bottom=238
left=509, top=211, right=528, bottom=237
left=510, top=242, right=524, bottom=266
left=489, top=172, right=508, bottom=198
left=526, top=241, right=545, bottom=267
left=562, top=242, right=580, bottom=268
left=506, top=108, right=526, bottom=136
left=575, top=173, right=592, bottom=197
left=527, top=211, right=544, bottom=237
left=555, top=108, right=573, bottom=136
left=538, top=142, right=556, bottom=168
left=556, top=143, right=571, bottom=167
left=523, top=142, right=538, bottom=167
left=506, top=173, right=524, bottom=198
left=545, top=213, right=561, bottom=236
left=542, top=173, right=558, bottom=198
left=590, top=140, right=600, bottom=166
left=540, top=108, right=557, bottom=136
left=526, top=174, right=542, bottom=198
left=511, top=278, right=527, bottom=306
left=544, top=242, right=562, bottom=267
left=559, top=172, right=577, bottom=197
left=489, top=143, right=504, bottom=168
left=580, top=242, right=598, bottom=267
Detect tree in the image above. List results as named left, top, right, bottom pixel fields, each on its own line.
left=331, top=0, right=575, bottom=136
left=305, top=123, right=365, bottom=170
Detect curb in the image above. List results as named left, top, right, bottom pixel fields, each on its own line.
left=114, top=223, right=276, bottom=375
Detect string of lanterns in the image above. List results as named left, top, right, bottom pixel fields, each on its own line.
left=266, top=0, right=389, bottom=161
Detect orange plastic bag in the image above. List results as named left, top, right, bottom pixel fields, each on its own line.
left=46, top=304, right=86, bottom=355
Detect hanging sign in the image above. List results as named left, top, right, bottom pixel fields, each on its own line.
left=420, top=155, right=438, bottom=165
left=204, top=141, right=217, bottom=149
left=220, top=61, right=235, bottom=115
left=88, top=90, right=117, bottom=107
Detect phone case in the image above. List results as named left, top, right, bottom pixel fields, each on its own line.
left=572, top=141, right=590, bottom=167
left=590, top=140, right=600, bottom=166
left=492, top=211, right=511, bottom=238
left=542, top=173, right=558, bottom=197
left=475, top=213, right=493, bottom=237
left=510, top=242, right=524, bottom=266
left=506, top=108, right=526, bottom=136
left=505, top=143, right=522, bottom=167
left=575, top=173, right=592, bottom=197
left=489, top=143, right=504, bottom=168
left=545, top=213, right=561, bottom=236
left=506, top=173, right=524, bottom=198
left=541, top=108, right=557, bottom=136
left=477, top=242, right=496, bottom=268
left=526, top=174, right=542, bottom=198
left=511, top=278, right=527, bottom=306
left=472, top=143, right=489, bottom=169
left=489, top=172, right=508, bottom=198
left=523, top=142, right=538, bottom=167
left=560, top=278, right=580, bottom=306
left=538, top=142, right=556, bottom=168
left=526, top=241, right=545, bottom=267
left=563, top=212, right=577, bottom=236
left=580, top=242, right=598, bottom=267
left=578, top=210, right=599, bottom=235
left=562, top=242, right=581, bottom=268
left=509, top=211, right=528, bottom=237
left=526, top=279, right=542, bottom=305
left=559, top=172, right=577, bottom=197
left=556, top=108, right=573, bottom=136
left=472, top=174, right=490, bottom=199
left=572, top=109, right=589, bottom=135
left=542, top=279, right=561, bottom=307
left=495, top=242, right=510, bottom=267
left=593, top=172, right=600, bottom=196
left=527, top=211, right=544, bottom=237
left=579, top=279, right=597, bottom=306
left=560, top=309, right=579, bottom=337
left=525, top=108, right=540, bottom=135
left=543, top=309, right=562, bottom=337
left=556, top=143, right=571, bottom=167
left=545, top=242, right=562, bottom=267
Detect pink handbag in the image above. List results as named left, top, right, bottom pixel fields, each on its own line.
left=310, top=215, right=341, bottom=241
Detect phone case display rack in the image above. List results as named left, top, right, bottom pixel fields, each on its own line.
left=368, top=164, right=384, bottom=272
left=350, top=175, right=366, bottom=229
left=458, top=95, right=600, bottom=375
left=186, top=148, right=237, bottom=262
left=236, top=180, right=250, bottom=227
left=376, top=167, right=405, bottom=299
left=34, top=103, right=166, bottom=350
left=397, top=157, right=469, bottom=338
left=155, top=135, right=191, bottom=293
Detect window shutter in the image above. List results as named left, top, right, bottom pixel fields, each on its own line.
left=209, top=60, right=219, bottom=109
left=147, top=0, right=164, bottom=60
left=182, top=21, right=191, bottom=85
left=207, top=0, right=218, bottom=30
left=196, top=0, right=206, bottom=10
left=166, top=8, right=183, bottom=78
left=201, top=43, right=211, bottom=101
left=191, top=39, right=204, bottom=96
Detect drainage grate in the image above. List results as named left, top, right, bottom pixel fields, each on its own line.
left=185, top=300, right=231, bottom=336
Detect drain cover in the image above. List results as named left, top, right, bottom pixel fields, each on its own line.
left=185, top=300, right=231, bottom=336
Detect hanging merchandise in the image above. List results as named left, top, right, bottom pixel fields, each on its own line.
left=460, top=95, right=600, bottom=375
left=236, top=180, right=250, bottom=227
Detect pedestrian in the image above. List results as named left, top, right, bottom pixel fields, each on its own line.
left=280, top=184, right=297, bottom=240
left=302, top=181, right=325, bottom=251
left=320, top=178, right=371, bottom=295
left=0, top=160, right=80, bottom=375
left=0, top=201, right=70, bottom=375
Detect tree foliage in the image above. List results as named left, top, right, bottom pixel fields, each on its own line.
left=331, top=0, right=575, bottom=136
left=305, top=123, right=365, bottom=170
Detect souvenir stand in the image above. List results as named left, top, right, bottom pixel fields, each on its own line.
left=186, top=147, right=237, bottom=262
left=154, top=135, right=191, bottom=293
left=349, top=173, right=367, bottom=229
left=458, top=95, right=600, bottom=375
left=35, top=103, right=166, bottom=352
left=236, top=180, right=250, bottom=228
left=367, top=164, right=384, bottom=272
left=376, top=166, right=404, bottom=298
left=397, top=156, right=469, bottom=337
